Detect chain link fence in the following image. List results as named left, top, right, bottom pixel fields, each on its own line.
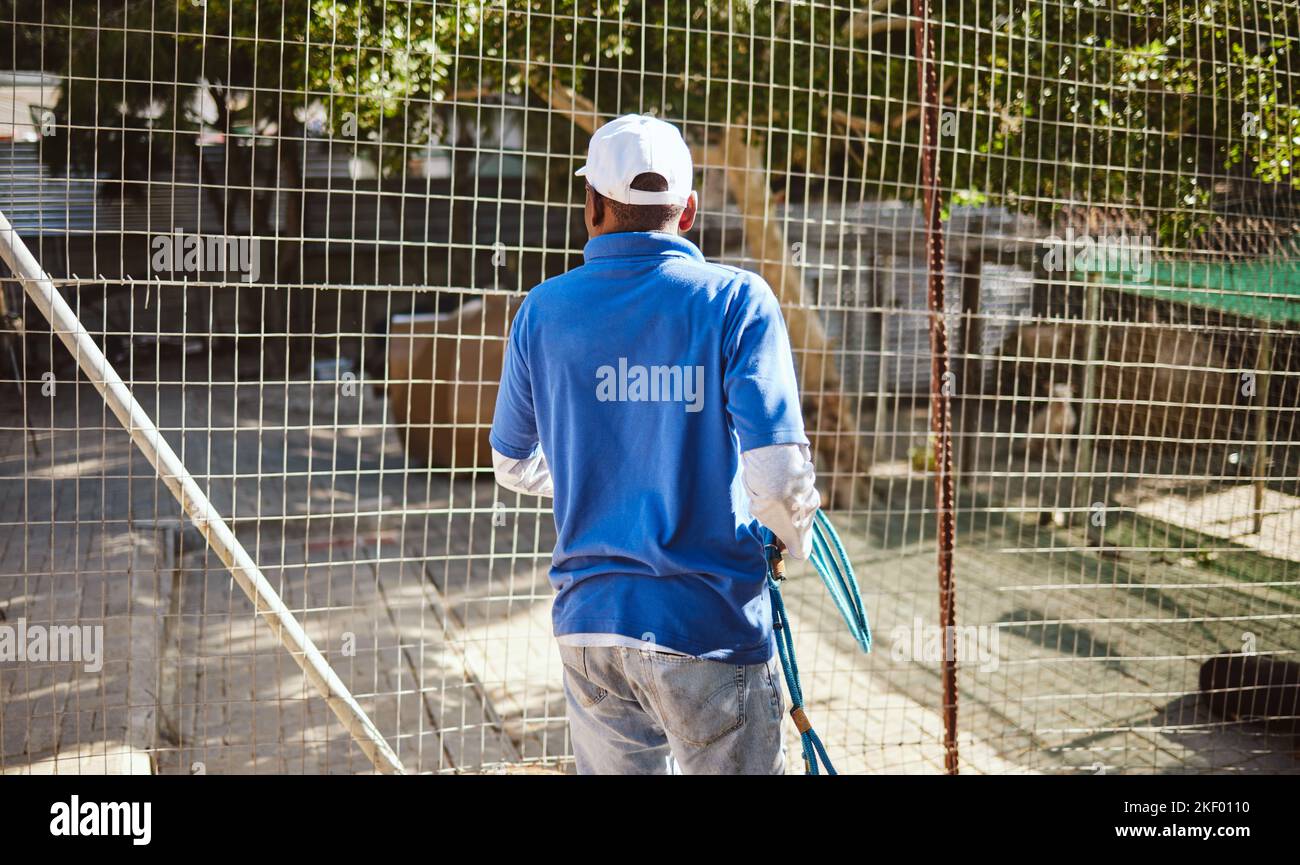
left=0, top=0, right=1297, bottom=774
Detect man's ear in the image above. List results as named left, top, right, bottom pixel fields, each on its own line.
left=586, top=185, right=605, bottom=227
left=678, top=191, right=698, bottom=233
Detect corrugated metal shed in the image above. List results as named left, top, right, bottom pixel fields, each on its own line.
left=0, top=140, right=220, bottom=236
left=771, top=201, right=1039, bottom=396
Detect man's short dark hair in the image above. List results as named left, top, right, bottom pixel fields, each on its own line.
left=589, top=172, right=684, bottom=232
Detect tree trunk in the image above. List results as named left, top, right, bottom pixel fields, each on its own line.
left=700, top=127, right=872, bottom=509
left=529, top=77, right=872, bottom=508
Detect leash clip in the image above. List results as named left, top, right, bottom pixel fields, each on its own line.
left=766, top=541, right=787, bottom=582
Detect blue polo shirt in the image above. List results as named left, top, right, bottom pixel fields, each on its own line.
left=489, top=231, right=807, bottom=664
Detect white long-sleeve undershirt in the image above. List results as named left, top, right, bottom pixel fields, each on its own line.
left=491, top=442, right=819, bottom=560
left=491, top=447, right=555, bottom=498
left=738, top=442, right=819, bottom=561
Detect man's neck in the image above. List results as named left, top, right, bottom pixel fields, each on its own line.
left=590, top=226, right=679, bottom=239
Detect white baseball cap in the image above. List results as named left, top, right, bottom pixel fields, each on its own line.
left=575, top=113, right=694, bottom=207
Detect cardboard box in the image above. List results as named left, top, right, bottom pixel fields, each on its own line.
left=386, top=293, right=522, bottom=468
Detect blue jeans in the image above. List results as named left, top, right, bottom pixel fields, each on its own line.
left=559, top=644, right=786, bottom=775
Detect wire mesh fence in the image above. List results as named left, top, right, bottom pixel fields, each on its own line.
left=0, top=0, right=1297, bottom=774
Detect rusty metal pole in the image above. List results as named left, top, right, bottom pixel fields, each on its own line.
left=1252, top=329, right=1274, bottom=535
left=911, top=0, right=959, bottom=775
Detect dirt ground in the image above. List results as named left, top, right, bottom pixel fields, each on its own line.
left=2, top=352, right=1297, bottom=774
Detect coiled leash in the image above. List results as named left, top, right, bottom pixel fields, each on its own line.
left=764, top=511, right=871, bottom=775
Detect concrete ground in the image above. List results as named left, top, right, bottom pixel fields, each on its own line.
left=1, top=352, right=1297, bottom=774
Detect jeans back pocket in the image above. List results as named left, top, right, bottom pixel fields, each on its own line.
left=646, top=655, right=746, bottom=747
left=559, top=645, right=608, bottom=708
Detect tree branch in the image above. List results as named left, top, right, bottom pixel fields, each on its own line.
left=831, top=108, right=884, bottom=138
left=846, top=0, right=912, bottom=40
left=523, top=67, right=601, bottom=134
left=888, top=73, right=958, bottom=131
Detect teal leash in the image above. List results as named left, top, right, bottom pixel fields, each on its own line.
left=764, top=511, right=871, bottom=775
left=808, top=511, right=872, bottom=653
